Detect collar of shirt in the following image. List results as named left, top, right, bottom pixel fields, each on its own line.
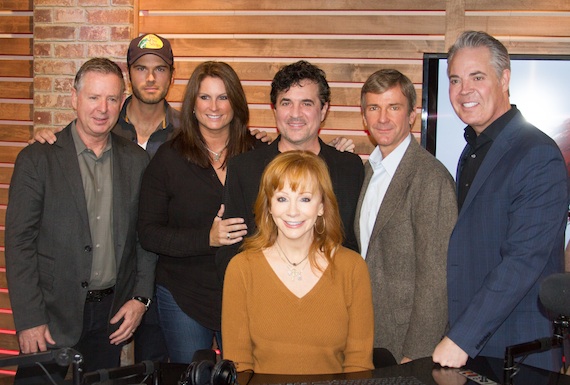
left=369, top=133, right=412, bottom=178
left=70, top=120, right=112, bottom=156
left=464, top=105, right=519, bottom=148
left=121, top=95, right=171, bottom=132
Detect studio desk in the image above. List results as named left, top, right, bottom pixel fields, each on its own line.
left=80, top=356, right=570, bottom=385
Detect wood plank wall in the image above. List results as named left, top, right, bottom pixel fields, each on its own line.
left=137, top=0, right=447, bottom=156
left=0, top=0, right=33, bottom=365
left=136, top=0, right=570, bottom=158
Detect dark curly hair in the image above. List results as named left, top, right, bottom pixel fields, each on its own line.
left=270, top=61, right=330, bottom=108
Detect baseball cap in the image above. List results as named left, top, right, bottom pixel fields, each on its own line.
left=127, top=34, right=174, bottom=67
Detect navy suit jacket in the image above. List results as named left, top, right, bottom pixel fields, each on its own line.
left=446, top=109, right=569, bottom=371
left=216, top=136, right=364, bottom=281
left=5, top=123, right=156, bottom=348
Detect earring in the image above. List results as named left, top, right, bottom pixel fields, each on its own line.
left=314, top=216, right=325, bottom=235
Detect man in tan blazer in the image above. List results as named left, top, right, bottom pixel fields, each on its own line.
left=354, top=69, right=457, bottom=363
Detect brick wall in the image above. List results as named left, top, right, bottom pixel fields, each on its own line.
left=33, top=0, right=135, bottom=132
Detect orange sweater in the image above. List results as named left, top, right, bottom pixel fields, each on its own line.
left=222, top=247, right=374, bottom=374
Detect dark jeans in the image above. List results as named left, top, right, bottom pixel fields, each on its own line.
left=134, top=294, right=169, bottom=362
left=156, top=285, right=221, bottom=364
left=14, top=293, right=122, bottom=384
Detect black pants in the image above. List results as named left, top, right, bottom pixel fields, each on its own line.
left=14, top=294, right=122, bottom=384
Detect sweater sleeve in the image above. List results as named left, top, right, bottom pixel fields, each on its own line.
left=342, top=252, right=374, bottom=372
left=222, top=252, right=254, bottom=372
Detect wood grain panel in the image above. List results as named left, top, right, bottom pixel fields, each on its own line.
left=466, top=0, right=570, bottom=11
left=0, top=147, right=23, bottom=164
left=0, top=293, right=10, bottom=309
left=0, top=335, right=18, bottom=352
left=501, top=41, right=570, bottom=55
left=0, top=125, right=31, bottom=143
left=0, top=314, right=15, bottom=331
left=0, top=16, right=32, bottom=34
left=0, top=38, right=33, bottom=56
left=0, top=0, right=32, bottom=10
left=140, top=15, right=446, bottom=35
left=466, top=16, right=570, bottom=36
left=0, top=231, right=4, bottom=248
left=0, top=104, right=32, bottom=122
left=0, top=273, right=5, bottom=289
left=139, top=0, right=447, bottom=10
left=0, top=189, right=8, bottom=205
left=0, top=169, right=13, bottom=185
left=169, top=38, right=445, bottom=60
left=172, top=62, right=424, bottom=83
left=0, top=82, right=32, bottom=99
left=0, top=60, right=33, bottom=78
left=0, top=209, right=4, bottom=227
left=0, top=251, right=5, bottom=268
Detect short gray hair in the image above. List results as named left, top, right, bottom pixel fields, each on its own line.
left=447, top=31, right=510, bottom=79
left=74, top=58, right=125, bottom=94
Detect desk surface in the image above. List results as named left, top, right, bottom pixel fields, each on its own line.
left=143, top=357, right=570, bottom=385
left=115, top=357, right=569, bottom=385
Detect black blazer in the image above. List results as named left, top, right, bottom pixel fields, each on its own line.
left=5, top=123, right=156, bottom=348
left=216, top=136, right=364, bottom=281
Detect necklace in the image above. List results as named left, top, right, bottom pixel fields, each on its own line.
left=276, top=242, right=309, bottom=281
left=204, top=144, right=227, bottom=162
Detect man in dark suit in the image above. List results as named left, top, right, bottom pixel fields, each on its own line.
left=6, top=58, right=156, bottom=381
left=432, top=31, right=569, bottom=371
left=217, top=60, right=364, bottom=279
left=355, top=69, right=457, bottom=364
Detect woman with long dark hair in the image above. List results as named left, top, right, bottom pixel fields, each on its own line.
left=138, top=61, right=260, bottom=363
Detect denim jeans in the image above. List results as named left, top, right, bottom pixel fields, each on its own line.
left=156, top=285, right=221, bottom=364
left=134, top=294, right=169, bottom=362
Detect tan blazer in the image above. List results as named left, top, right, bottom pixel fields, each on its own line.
left=354, top=138, right=457, bottom=361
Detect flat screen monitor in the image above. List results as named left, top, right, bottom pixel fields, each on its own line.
left=421, top=53, right=570, bottom=179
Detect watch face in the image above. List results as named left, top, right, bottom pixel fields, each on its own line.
left=134, top=296, right=151, bottom=307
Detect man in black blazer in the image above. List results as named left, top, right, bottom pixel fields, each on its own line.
left=6, top=58, right=156, bottom=381
left=217, top=60, right=364, bottom=280
left=432, top=31, right=569, bottom=371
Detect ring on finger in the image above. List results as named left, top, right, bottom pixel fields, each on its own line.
left=227, top=233, right=231, bottom=239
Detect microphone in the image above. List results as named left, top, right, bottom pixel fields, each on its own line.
left=539, top=273, right=570, bottom=316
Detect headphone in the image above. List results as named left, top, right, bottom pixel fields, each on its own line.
left=179, top=359, right=237, bottom=385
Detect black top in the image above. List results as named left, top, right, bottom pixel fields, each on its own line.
left=458, top=106, right=518, bottom=209
left=217, top=136, right=364, bottom=282
left=137, top=138, right=264, bottom=330
left=137, top=141, right=226, bottom=330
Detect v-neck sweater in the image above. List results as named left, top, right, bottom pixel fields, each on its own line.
left=222, top=247, right=374, bottom=374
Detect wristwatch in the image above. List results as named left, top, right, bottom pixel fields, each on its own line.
left=132, top=296, right=151, bottom=311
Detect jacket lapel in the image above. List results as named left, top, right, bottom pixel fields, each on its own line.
left=54, top=123, right=90, bottom=230
left=111, top=134, right=129, bottom=266
left=458, top=116, right=517, bottom=218
left=354, top=162, right=374, bottom=251
left=368, top=140, right=418, bottom=246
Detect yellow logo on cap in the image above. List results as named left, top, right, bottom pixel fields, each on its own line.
left=138, top=34, right=164, bottom=50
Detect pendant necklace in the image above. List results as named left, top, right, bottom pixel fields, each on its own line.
left=204, top=143, right=227, bottom=162
left=276, top=241, right=309, bottom=281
